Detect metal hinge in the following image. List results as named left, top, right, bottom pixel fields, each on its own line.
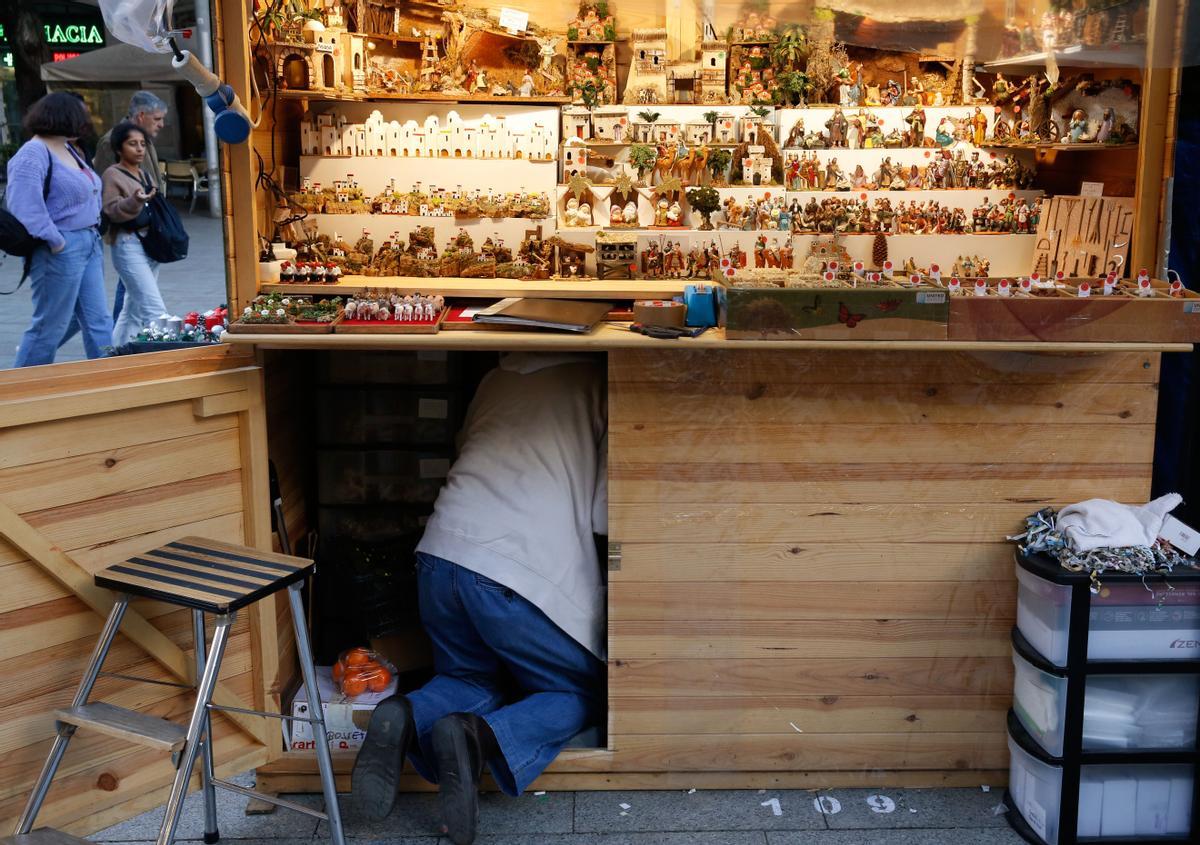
left=607, top=542, right=622, bottom=572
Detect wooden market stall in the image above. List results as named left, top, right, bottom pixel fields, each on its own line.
left=0, top=0, right=1195, bottom=838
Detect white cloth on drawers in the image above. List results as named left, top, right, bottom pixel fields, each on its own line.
left=1056, top=493, right=1182, bottom=552
left=416, top=354, right=608, bottom=658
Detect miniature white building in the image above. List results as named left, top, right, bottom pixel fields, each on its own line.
left=741, top=146, right=773, bottom=185
left=562, top=106, right=593, bottom=141
left=592, top=107, right=628, bottom=142
left=654, top=121, right=682, bottom=143
left=632, top=121, right=656, bottom=144
left=714, top=113, right=738, bottom=143
left=685, top=122, right=714, bottom=145
left=528, top=123, right=555, bottom=160
left=561, top=139, right=590, bottom=179
left=740, top=115, right=767, bottom=144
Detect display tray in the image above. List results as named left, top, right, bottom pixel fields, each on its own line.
left=227, top=315, right=343, bottom=334
left=947, top=281, right=1200, bottom=343
left=725, top=286, right=949, bottom=341
left=335, top=309, right=447, bottom=334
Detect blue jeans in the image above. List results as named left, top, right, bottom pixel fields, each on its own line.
left=59, top=278, right=123, bottom=349
left=406, top=553, right=605, bottom=796
left=111, top=232, right=163, bottom=346
left=15, top=228, right=111, bottom=367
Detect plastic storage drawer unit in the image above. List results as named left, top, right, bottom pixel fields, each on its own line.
left=1012, top=647, right=1200, bottom=757
left=1008, top=726, right=1196, bottom=843
left=1015, top=559, right=1200, bottom=666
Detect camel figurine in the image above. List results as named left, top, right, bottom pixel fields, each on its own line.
left=675, top=144, right=710, bottom=185
left=653, top=144, right=679, bottom=185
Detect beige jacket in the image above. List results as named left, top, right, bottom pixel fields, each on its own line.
left=101, top=165, right=151, bottom=243
left=94, top=130, right=164, bottom=193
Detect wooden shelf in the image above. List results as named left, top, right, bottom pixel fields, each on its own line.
left=222, top=322, right=1192, bottom=352
left=986, top=142, right=1139, bottom=152
left=983, top=42, right=1146, bottom=73
left=275, top=90, right=571, bottom=105
left=260, top=276, right=700, bottom=299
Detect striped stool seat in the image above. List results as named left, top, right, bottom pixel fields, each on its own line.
left=93, top=536, right=314, bottom=613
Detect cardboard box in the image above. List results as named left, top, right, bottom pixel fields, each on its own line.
left=286, top=665, right=397, bottom=753
left=725, top=287, right=949, bottom=341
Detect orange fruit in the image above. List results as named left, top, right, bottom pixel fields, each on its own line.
left=332, top=661, right=345, bottom=682
left=344, top=648, right=371, bottom=667
left=341, top=670, right=368, bottom=697
left=367, top=667, right=392, bottom=692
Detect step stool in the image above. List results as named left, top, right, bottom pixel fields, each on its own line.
left=7, top=537, right=346, bottom=845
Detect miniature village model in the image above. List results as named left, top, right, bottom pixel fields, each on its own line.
left=253, top=0, right=1153, bottom=288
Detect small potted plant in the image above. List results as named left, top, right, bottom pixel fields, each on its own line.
left=629, top=143, right=659, bottom=184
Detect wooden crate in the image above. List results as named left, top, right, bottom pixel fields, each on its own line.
left=725, top=287, right=949, bottom=341
left=947, top=281, right=1200, bottom=342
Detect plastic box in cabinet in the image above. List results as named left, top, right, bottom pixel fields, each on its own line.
left=316, top=386, right=460, bottom=446
left=1015, top=559, right=1200, bottom=666
left=318, top=350, right=459, bottom=385
left=317, top=449, right=451, bottom=505
left=1012, top=647, right=1200, bottom=757
left=1008, top=731, right=1195, bottom=843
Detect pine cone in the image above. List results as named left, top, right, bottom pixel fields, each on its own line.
left=872, top=232, right=888, bottom=269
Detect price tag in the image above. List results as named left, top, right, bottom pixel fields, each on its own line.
left=1019, top=278, right=1033, bottom=293
left=948, top=277, right=961, bottom=293
left=882, top=261, right=894, bottom=279
left=1080, top=181, right=1104, bottom=197
left=997, top=279, right=1011, bottom=297
left=973, top=279, right=988, bottom=297
left=498, top=7, right=529, bottom=33
left=853, top=261, right=864, bottom=276
left=1137, top=277, right=1154, bottom=297
left=1160, top=514, right=1200, bottom=556
left=1077, top=281, right=1091, bottom=298
left=929, top=263, right=941, bottom=282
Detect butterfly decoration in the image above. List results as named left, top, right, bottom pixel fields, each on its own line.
left=838, top=302, right=866, bottom=328
left=875, top=299, right=901, bottom=312
left=801, top=295, right=822, bottom=314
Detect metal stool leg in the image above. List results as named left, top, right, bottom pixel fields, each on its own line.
left=287, top=582, right=346, bottom=845
left=156, top=614, right=234, bottom=845
left=193, top=610, right=220, bottom=844
left=15, top=595, right=130, bottom=834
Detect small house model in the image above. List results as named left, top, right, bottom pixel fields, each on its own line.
left=592, top=107, right=629, bottom=142
left=742, top=145, right=774, bottom=185
left=685, top=122, right=715, bottom=145
left=653, top=121, right=682, bottom=144
left=623, top=28, right=669, bottom=104
left=596, top=230, right=638, bottom=279
left=740, top=114, right=767, bottom=144
left=714, top=113, right=738, bottom=143
left=561, top=139, right=590, bottom=179
left=562, top=106, right=593, bottom=141
left=699, top=41, right=728, bottom=104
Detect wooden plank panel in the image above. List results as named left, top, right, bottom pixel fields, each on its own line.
left=610, top=502, right=1040, bottom=544
left=1, top=402, right=239, bottom=470
left=610, top=382, right=1160, bottom=425
left=610, top=467, right=1152, bottom=505
left=609, top=582, right=1013, bottom=622
left=0, top=431, right=242, bottom=515
left=608, top=657, right=1013, bottom=698
left=610, top=423, right=1155, bottom=465
left=609, top=619, right=1014, bottom=658
left=600, top=733, right=1008, bottom=772
left=610, top=542, right=1017, bottom=583
left=18, top=473, right=244, bottom=569
left=610, top=696, right=1008, bottom=735
left=0, top=345, right=251, bottom=393
left=608, top=349, right=1160, bottom=385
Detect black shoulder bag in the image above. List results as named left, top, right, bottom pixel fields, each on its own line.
left=0, top=146, right=55, bottom=294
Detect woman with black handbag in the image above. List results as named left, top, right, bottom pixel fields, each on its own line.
left=7, top=93, right=109, bottom=367
left=101, top=121, right=167, bottom=347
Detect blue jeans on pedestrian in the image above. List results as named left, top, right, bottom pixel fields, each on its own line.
left=405, top=552, right=605, bottom=796
left=111, top=232, right=163, bottom=346
left=59, top=279, right=123, bottom=349
left=15, top=227, right=111, bottom=367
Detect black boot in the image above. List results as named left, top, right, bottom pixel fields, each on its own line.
left=431, top=713, right=497, bottom=845
left=352, top=694, right=414, bottom=820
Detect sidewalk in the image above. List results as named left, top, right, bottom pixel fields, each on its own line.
left=93, top=772, right=1023, bottom=845
left=0, top=205, right=228, bottom=368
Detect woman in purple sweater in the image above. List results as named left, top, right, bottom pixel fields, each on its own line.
left=8, top=92, right=109, bottom=366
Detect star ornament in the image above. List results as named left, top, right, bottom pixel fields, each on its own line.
left=655, top=175, right=683, bottom=198
left=567, top=174, right=593, bottom=198
left=611, top=171, right=635, bottom=198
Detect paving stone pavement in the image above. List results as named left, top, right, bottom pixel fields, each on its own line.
left=0, top=203, right=228, bottom=369
left=92, top=775, right=1025, bottom=844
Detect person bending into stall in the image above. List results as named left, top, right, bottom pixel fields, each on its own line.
left=353, top=353, right=607, bottom=845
